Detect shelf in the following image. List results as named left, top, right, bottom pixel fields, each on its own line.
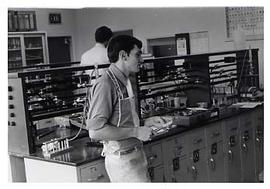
left=8, top=59, right=22, bottom=62
left=8, top=48, right=21, bottom=51
left=26, top=57, right=43, bottom=61
left=25, top=47, right=43, bottom=50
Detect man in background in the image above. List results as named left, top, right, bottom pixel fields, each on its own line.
left=80, top=26, right=113, bottom=75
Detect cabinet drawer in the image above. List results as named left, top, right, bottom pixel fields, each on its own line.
left=79, top=162, right=109, bottom=182
left=144, top=142, right=162, bottom=167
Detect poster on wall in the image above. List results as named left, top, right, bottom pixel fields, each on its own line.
left=175, top=33, right=190, bottom=56
left=175, top=33, right=190, bottom=65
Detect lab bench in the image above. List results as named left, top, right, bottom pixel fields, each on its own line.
left=8, top=49, right=263, bottom=182
left=21, top=104, right=263, bottom=182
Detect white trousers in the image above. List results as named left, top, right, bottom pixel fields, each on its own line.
left=105, top=149, right=150, bottom=182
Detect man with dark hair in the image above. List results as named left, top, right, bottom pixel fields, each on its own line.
left=85, top=35, right=171, bottom=182
left=81, top=26, right=113, bottom=75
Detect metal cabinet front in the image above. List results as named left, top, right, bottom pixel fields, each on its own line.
left=148, top=166, right=164, bottom=182
left=144, top=142, right=164, bottom=182
left=252, top=107, right=264, bottom=181
left=239, top=111, right=256, bottom=182
left=186, top=128, right=208, bottom=182
left=205, top=122, right=225, bottom=182
left=144, top=142, right=163, bottom=167
left=222, top=116, right=241, bottom=182
left=79, top=161, right=109, bottom=182
left=162, top=134, right=189, bottom=182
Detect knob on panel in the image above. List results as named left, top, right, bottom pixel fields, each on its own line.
left=9, top=104, right=15, bottom=109
left=8, top=86, right=13, bottom=92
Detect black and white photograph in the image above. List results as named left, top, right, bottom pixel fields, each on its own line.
left=3, top=0, right=266, bottom=185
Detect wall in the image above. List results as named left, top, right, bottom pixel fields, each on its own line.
left=74, top=7, right=263, bottom=87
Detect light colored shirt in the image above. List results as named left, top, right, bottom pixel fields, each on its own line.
left=81, top=43, right=109, bottom=75
left=86, top=64, right=141, bottom=152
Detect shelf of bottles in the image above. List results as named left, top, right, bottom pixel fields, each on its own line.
left=8, top=37, right=23, bottom=70
left=8, top=32, right=48, bottom=72
left=8, top=10, right=37, bottom=32
left=24, top=36, right=44, bottom=66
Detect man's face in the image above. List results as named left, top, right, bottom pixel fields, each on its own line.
left=126, top=45, right=142, bottom=73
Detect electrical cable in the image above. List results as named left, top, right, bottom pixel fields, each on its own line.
left=68, top=65, right=100, bottom=142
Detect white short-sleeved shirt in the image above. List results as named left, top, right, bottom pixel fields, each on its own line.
left=81, top=43, right=109, bottom=75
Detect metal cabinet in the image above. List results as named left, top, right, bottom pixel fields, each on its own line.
left=8, top=32, right=49, bottom=71
left=78, top=160, right=109, bottom=182
left=205, top=122, right=225, bottom=182
left=186, top=128, right=208, bottom=182
left=252, top=107, right=264, bottom=181
left=222, top=117, right=241, bottom=182
left=162, top=134, right=189, bottom=182
left=144, top=142, right=164, bottom=182
left=148, top=166, right=164, bottom=182
left=239, top=111, right=256, bottom=182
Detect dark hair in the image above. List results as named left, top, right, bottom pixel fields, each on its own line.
left=107, top=35, right=142, bottom=63
left=95, top=26, right=113, bottom=43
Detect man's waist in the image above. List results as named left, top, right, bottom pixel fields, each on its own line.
left=103, top=138, right=142, bottom=154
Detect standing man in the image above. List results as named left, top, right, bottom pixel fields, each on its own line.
left=85, top=35, right=171, bottom=182
left=80, top=26, right=113, bottom=75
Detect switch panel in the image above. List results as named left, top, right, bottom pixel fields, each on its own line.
left=211, top=142, right=217, bottom=155
left=193, top=149, right=200, bottom=163
left=173, top=157, right=180, bottom=171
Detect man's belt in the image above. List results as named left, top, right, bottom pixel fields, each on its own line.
left=114, top=145, right=142, bottom=156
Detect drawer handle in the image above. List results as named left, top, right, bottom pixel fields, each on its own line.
left=256, top=137, right=262, bottom=144
left=228, top=150, right=233, bottom=162
left=242, top=143, right=248, bottom=152
left=191, top=165, right=197, bottom=179
left=208, top=157, right=216, bottom=170
left=87, top=174, right=104, bottom=182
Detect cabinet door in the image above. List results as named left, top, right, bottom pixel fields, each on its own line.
left=174, top=157, right=189, bottom=182
left=205, top=122, right=225, bottom=182
left=222, top=117, right=241, bottom=182
left=24, top=35, right=46, bottom=65
left=144, top=142, right=163, bottom=167
left=8, top=36, right=24, bottom=70
left=186, top=149, right=208, bottom=182
left=253, top=107, right=264, bottom=181
left=239, top=112, right=256, bottom=182
left=148, top=166, right=164, bottom=182
left=186, top=128, right=208, bottom=182
left=79, top=161, right=109, bottom=182
left=162, top=134, right=188, bottom=182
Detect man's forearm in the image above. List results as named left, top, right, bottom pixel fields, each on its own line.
left=88, top=125, right=137, bottom=141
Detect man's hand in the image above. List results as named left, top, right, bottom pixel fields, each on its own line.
left=144, top=116, right=173, bottom=128
left=135, top=126, right=152, bottom=141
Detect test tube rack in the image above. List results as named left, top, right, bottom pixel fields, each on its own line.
left=41, top=137, right=72, bottom=157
